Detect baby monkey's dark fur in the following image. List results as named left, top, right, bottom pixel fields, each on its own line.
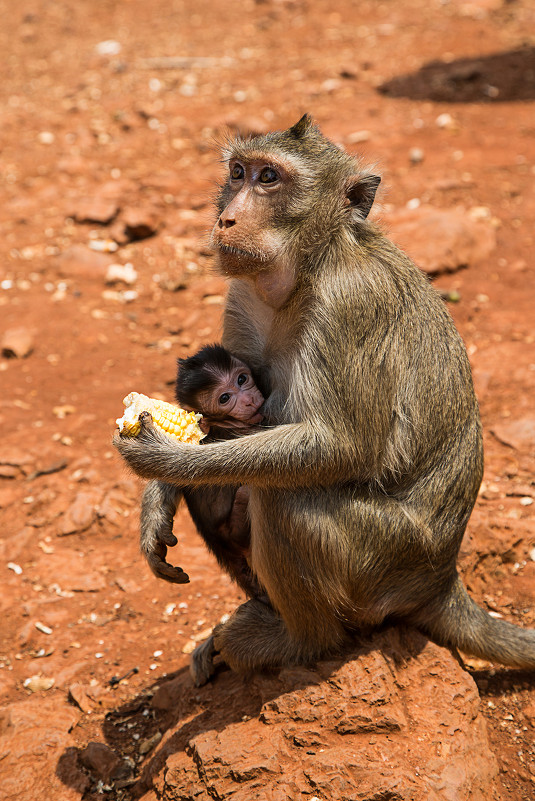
left=140, top=345, right=262, bottom=594
left=176, top=344, right=238, bottom=414
left=116, top=114, right=535, bottom=684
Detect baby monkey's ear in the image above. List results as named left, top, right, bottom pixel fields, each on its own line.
left=344, top=174, right=381, bottom=220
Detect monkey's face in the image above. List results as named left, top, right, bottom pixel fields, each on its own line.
left=201, top=360, right=265, bottom=429
left=210, top=158, right=289, bottom=277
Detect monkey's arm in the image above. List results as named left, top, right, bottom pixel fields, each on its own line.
left=140, top=480, right=190, bottom=583
left=115, top=415, right=369, bottom=489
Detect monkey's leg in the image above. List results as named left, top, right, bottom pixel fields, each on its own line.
left=211, top=597, right=346, bottom=674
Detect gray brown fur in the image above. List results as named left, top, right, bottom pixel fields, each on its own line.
left=115, top=115, right=535, bottom=683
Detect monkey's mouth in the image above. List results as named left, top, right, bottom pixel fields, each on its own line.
left=247, top=402, right=265, bottom=425
left=216, top=243, right=266, bottom=261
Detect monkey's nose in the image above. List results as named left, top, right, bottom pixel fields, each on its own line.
left=218, top=216, right=236, bottom=229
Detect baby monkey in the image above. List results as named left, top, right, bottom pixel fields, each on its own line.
left=140, top=345, right=265, bottom=586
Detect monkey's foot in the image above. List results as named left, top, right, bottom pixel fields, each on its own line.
left=190, top=635, right=217, bottom=686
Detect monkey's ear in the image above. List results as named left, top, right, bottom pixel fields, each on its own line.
left=288, top=114, right=315, bottom=139
left=344, top=174, right=381, bottom=220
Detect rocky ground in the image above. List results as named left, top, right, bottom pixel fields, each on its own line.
left=1, top=0, right=534, bottom=798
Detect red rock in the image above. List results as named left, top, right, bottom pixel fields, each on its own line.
left=0, top=465, right=19, bottom=478
left=142, top=629, right=499, bottom=800
left=0, top=486, right=19, bottom=508
left=491, top=417, right=535, bottom=451
left=33, top=551, right=106, bottom=592
left=1, top=327, right=35, bottom=358
left=0, top=449, right=35, bottom=469
left=151, top=677, right=183, bottom=711
left=0, top=526, right=34, bottom=562
left=60, top=489, right=103, bottom=535
left=72, top=198, right=119, bottom=224
left=120, top=206, right=161, bottom=240
left=98, top=488, right=133, bottom=526
left=55, top=244, right=114, bottom=279
left=385, top=205, right=497, bottom=275
left=79, top=741, right=121, bottom=781
left=219, top=115, right=270, bottom=136
left=0, top=696, right=83, bottom=800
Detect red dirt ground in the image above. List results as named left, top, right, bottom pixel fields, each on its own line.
left=1, top=0, right=534, bottom=798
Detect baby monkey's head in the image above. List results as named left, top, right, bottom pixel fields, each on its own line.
left=176, top=344, right=264, bottom=433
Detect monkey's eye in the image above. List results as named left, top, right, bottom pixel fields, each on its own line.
left=218, top=392, right=231, bottom=405
left=237, top=373, right=248, bottom=386
left=259, top=167, right=279, bottom=184
left=230, top=164, right=244, bottom=180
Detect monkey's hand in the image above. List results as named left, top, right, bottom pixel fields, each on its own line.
left=114, top=411, right=191, bottom=480
left=145, top=537, right=190, bottom=584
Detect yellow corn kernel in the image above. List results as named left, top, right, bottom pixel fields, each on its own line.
left=116, top=392, right=205, bottom=444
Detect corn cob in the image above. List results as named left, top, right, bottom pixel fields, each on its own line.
left=116, top=392, right=206, bottom=444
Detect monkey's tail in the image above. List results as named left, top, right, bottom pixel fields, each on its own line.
left=415, top=575, right=535, bottom=668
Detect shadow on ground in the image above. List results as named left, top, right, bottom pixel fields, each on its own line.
left=379, top=46, right=535, bottom=102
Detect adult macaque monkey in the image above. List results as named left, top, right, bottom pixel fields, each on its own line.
left=115, top=114, right=535, bottom=685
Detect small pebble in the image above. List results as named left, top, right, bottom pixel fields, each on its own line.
left=106, top=263, right=137, bottom=285
left=24, top=675, right=55, bottom=692
left=35, top=622, right=53, bottom=635
left=436, top=112, right=454, bottom=129
left=89, top=239, right=118, bottom=253
left=347, top=130, right=371, bottom=144
left=38, top=131, right=55, bottom=144
left=95, top=40, right=122, bottom=56
left=138, top=731, right=162, bottom=755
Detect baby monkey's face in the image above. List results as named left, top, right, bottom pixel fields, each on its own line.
left=201, top=359, right=265, bottom=428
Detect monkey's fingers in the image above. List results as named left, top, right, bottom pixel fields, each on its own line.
left=145, top=538, right=189, bottom=584
left=147, top=551, right=190, bottom=584
left=137, top=409, right=155, bottom=428
left=112, top=423, right=173, bottom=480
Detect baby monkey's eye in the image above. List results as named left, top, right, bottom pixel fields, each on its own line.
left=218, top=393, right=231, bottom=405
left=259, top=167, right=279, bottom=184
left=237, top=373, right=248, bottom=386
left=231, top=164, right=244, bottom=180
